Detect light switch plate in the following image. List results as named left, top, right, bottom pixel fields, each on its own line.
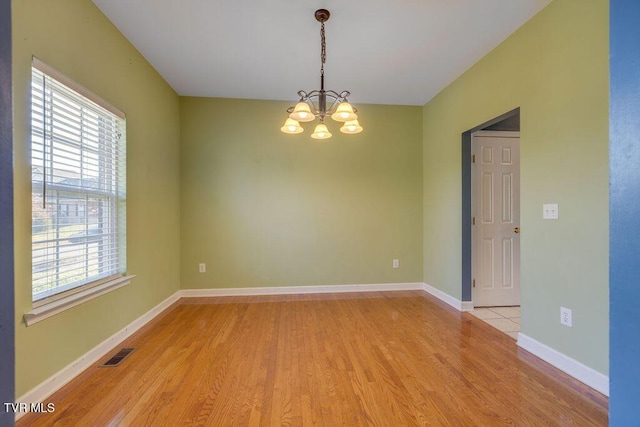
left=543, top=203, right=559, bottom=220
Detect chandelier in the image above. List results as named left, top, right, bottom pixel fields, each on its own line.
left=280, top=9, right=363, bottom=139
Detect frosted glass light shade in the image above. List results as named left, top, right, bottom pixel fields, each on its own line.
left=340, top=119, right=363, bottom=134
left=289, top=102, right=315, bottom=122
left=331, top=102, right=357, bottom=122
left=311, top=123, right=332, bottom=139
left=280, top=118, right=304, bottom=134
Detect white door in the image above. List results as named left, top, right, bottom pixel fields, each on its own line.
left=472, top=131, right=520, bottom=307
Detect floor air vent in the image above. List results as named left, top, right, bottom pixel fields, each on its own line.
left=100, top=347, right=135, bottom=367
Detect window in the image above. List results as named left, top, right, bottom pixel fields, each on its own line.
left=31, top=59, right=127, bottom=304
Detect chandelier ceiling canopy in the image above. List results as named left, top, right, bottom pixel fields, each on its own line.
left=280, top=9, right=363, bottom=140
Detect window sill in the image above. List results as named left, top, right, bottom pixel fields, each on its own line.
left=24, top=275, right=135, bottom=326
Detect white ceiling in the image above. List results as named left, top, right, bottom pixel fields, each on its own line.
left=92, top=0, right=551, bottom=106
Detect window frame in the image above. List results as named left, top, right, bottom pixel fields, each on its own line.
left=26, top=58, right=132, bottom=324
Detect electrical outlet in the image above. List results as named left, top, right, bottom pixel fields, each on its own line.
left=392, top=259, right=399, bottom=269
left=199, top=263, right=206, bottom=273
left=560, top=306, right=572, bottom=327
left=543, top=203, right=559, bottom=220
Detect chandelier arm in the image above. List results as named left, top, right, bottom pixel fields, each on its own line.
left=298, top=91, right=349, bottom=117
left=325, top=91, right=348, bottom=114
left=326, top=97, right=341, bottom=116
left=302, top=96, right=321, bottom=116
left=302, top=91, right=320, bottom=115
left=323, top=90, right=345, bottom=100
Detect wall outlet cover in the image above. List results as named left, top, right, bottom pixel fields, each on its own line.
left=543, top=203, right=559, bottom=220
left=560, top=306, right=572, bottom=327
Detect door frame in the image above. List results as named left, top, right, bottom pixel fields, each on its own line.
left=461, top=108, right=519, bottom=306
left=0, top=0, right=15, bottom=422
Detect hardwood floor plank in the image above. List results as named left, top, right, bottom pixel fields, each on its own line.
left=18, top=291, right=608, bottom=426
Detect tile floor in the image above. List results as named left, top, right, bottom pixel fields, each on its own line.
left=469, top=306, right=520, bottom=339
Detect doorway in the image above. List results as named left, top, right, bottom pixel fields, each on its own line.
left=461, top=108, right=520, bottom=308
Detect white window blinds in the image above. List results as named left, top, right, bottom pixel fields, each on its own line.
left=31, top=59, right=127, bottom=303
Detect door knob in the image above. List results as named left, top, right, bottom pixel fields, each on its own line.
left=514, top=227, right=520, bottom=234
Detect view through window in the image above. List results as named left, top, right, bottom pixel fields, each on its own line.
left=31, top=61, right=126, bottom=303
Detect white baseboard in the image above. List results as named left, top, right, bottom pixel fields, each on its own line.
left=179, top=282, right=424, bottom=297
left=15, top=291, right=181, bottom=420
left=517, top=333, right=609, bottom=396
left=460, top=301, right=474, bottom=312
left=422, top=283, right=473, bottom=311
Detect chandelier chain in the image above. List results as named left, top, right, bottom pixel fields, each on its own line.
left=320, top=21, right=326, bottom=79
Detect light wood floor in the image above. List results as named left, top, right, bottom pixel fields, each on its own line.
left=18, top=291, right=608, bottom=426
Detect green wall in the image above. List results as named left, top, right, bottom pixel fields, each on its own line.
left=12, top=0, right=181, bottom=396
left=422, top=0, right=609, bottom=374
left=180, top=98, right=423, bottom=289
